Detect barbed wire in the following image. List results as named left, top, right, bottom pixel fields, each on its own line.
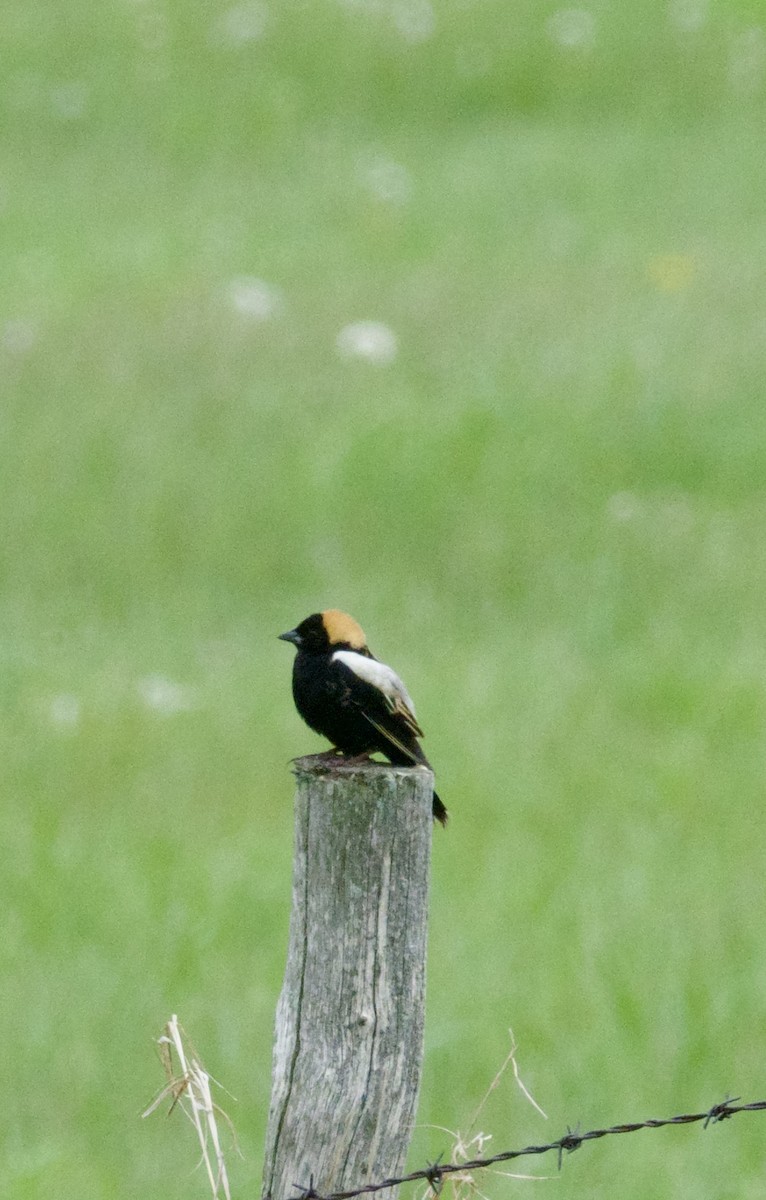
left=284, top=1096, right=766, bottom=1200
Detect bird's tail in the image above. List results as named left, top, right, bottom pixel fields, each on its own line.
left=432, top=791, right=448, bottom=827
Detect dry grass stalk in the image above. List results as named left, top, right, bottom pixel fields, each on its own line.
left=419, top=1030, right=552, bottom=1200
left=142, top=1013, right=234, bottom=1200
left=469, top=1028, right=548, bottom=1127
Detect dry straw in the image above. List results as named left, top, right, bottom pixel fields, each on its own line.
left=143, top=1014, right=236, bottom=1200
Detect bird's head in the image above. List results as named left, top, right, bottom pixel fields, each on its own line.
left=279, top=609, right=370, bottom=655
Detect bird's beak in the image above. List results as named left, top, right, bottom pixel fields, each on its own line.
left=278, top=629, right=302, bottom=646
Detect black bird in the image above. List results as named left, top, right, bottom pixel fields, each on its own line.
left=279, top=609, right=448, bottom=826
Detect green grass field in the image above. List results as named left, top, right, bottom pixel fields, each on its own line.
left=4, top=1, right=766, bottom=1195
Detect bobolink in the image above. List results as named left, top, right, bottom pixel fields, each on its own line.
left=279, top=609, right=448, bottom=826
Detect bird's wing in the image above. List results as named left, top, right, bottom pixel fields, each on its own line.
left=358, top=710, right=421, bottom=763
left=331, top=650, right=425, bottom=739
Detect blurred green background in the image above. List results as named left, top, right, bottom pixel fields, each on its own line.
left=4, top=0, right=766, bottom=1195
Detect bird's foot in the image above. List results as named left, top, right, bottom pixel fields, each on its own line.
left=289, top=749, right=346, bottom=766
left=289, top=749, right=376, bottom=771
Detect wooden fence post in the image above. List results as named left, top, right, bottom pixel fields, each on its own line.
left=262, top=756, right=434, bottom=1200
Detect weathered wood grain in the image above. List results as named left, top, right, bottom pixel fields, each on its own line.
left=262, top=758, right=433, bottom=1200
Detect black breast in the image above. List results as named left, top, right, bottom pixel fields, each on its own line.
left=292, top=653, right=376, bottom=754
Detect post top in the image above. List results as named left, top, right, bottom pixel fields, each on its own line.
left=290, top=754, right=434, bottom=787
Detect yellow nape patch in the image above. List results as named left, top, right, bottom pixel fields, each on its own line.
left=322, top=609, right=367, bottom=649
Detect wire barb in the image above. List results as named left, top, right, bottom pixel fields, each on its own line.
left=704, top=1096, right=741, bottom=1129
left=423, top=1156, right=445, bottom=1195
left=557, top=1126, right=582, bottom=1170
left=293, top=1174, right=319, bottom=1199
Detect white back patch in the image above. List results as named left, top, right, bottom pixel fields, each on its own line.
left=332, top=650, right=417, bottom=717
